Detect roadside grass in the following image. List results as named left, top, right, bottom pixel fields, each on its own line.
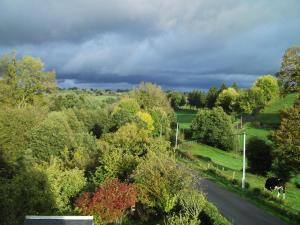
left=178, top=142, right=300, bottom=225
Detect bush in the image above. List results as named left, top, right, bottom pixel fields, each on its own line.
left=165, top=213, right=199, bottom=225
left=75, top=178, right=137, bottom=225
left=246, top=138, right=273, bottom=175
left=178, top=190, right=206, bottom=220
left=191, top=107, right=235, bottom=151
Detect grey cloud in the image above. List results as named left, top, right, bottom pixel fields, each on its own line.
left=0, top=0, right=299, bottom=90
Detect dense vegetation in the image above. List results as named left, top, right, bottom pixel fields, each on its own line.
left=0, top=53, right=231, bottom=225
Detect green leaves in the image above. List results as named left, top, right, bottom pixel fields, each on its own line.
left=191, top=107, right=235, bottom=151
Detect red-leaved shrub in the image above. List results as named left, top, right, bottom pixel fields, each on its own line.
left=75, top=178, right=137, bottom=224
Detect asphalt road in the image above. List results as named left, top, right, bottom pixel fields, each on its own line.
left=199, top=179, right=287, bottom=225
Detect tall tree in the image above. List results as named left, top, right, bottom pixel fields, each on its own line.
left=272, top=104, right=300, bottom=179
left=279, top=46, right=300, bottom=93
left=206, top=86, right=218, bottom=108
left=216, top=87, right=239, bottom=114
left=0, top=54, right=57, bottom=108
left=253, top=75, right=279, bottom=102
left=191, top=107, right=235, bottom=151
left=188, top=90, right=206, bottom=108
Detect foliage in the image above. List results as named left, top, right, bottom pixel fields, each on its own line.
left=246, top=138, right=273, bottom=175
left=279, top=46, right=300, bottom=92
left=37, top=158, right=86, bottom=213
left=0, top=106, right=47, bottom=166
left=168, top=92, right=186, bottom=110
left=136, top=111, right=154, bottom=131
left=253, top=75, right=279, bottom=102
left=28, top=110, right=98, bottom=169
left=272, top=105, right=300, bottom=179
left=97, top=123, right=170, bottom=181
left=0, top=168, right=54, bottom=225
left=75, top=178, right=137, bottom=224
left=134, top=150, right=192, bottom=213
left=188, top=90, right=206, bottom=108
left=164, top=213, right=199, bottom=225
left=0, top=53, right=56, bottom=108
left=130, top=82, right=173, bottom=117
left=206, top=87, right=218, bottom=108
left=111, top=98, right=140, bottom=130
left=216, top=88, right=239, bottom=113
left=178, top=189, right=206, bottom=221
left=191, top=107, right=235, bottom=151
left=50, top=92, right=87, bottom=111
left=237, top=87, right=266, bottom=113
left=149, top=107, right=172, bottom=137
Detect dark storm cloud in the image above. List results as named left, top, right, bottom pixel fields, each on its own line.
left=0, top=0, right=299, bottom=90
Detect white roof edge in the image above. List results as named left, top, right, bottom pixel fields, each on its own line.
left=25, top=216, right=93, bottom=220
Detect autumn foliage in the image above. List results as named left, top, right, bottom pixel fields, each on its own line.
left=75, top=178, right=137, bottom=224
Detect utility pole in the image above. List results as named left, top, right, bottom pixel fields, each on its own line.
left=242, top=132, right=246, bottom=189
left=175, top=123, right=179, bottom=149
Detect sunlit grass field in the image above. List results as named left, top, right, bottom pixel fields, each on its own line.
left=256, top=93, right=298, bottom=126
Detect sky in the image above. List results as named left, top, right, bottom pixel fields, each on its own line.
left=0, top=0, right=299, bottom=91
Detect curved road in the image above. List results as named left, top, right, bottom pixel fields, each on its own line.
left=199, top=179, right=287, bottom=225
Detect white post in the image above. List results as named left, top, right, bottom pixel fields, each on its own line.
left=242, top=132, right=246, bottom=189
left=175, top=123, right=179, bottom=149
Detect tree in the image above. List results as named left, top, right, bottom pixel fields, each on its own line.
left=216, top=88, right=239, bottom=113
left=111, top=98, right=140, bottom=130
left=206, top=86, right=218, bottom=108
left=134, top=150, right=192, bottom=213
left=130, top=82, right=172, bottom=115
left=37, top=158, right=86, bottom=213
left=0, top=106, right=47, bottom=166
left=272, top=105, right=300, bottom=179
left=237, top=87, right=266, bottom=114
left=168, top=92, right=184, bottom=110
left=191, top=107, right=235, bottom=151
left=0, top=54, right=56, bottom=108
left=246, top=138, right=273, bottom=175
left=75, top=178, right=137, bottom=224
left=279, top=46, right=300, bottom=92
left=253, top=75, right=279, bottom=102
left=218, top=83, right=228, bottom=94
left=187, top=90, right=206, bottom=108
left=231, top=82, right=238, bottom=90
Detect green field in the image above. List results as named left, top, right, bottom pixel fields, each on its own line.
left=176, top=109, right=197, bottom=128
left=256, top=93, right=298, bottom=126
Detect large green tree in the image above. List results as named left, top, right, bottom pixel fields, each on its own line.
left=253, top=75, right=279, bottom=102
left=216, top=88, right=239, bottom=114
left=191, top=107, right=235, bottom=151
